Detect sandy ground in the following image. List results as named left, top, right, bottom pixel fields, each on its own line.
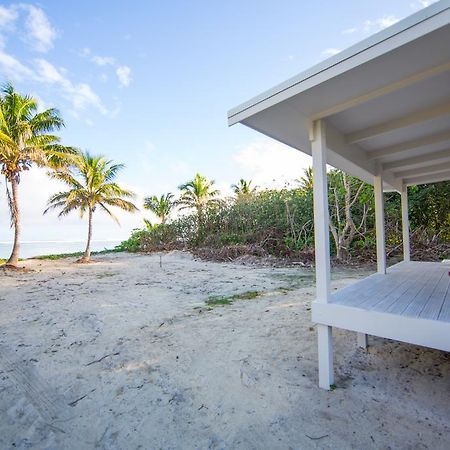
left=0, top=251, right=449, bottom=450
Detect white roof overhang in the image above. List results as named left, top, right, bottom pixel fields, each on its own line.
left=228, top=1, right=450, bottom=191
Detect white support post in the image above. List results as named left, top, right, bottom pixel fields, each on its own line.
left=401, top=185, right=411, bottom=262
left=318, top=325, right=333, bottom=388
left=311, top=120, right=334, bottom=390
left=357, top=332, right=368, bottom=349
left=374, top=175, right=387, bottom=274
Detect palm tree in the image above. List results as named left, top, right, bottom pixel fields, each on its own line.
left=178, top=173, right=221, bottom=216
left=45, top=151, right=138, bottom=263
left=143, top=218, right=153, bottom=230
left=231, top=179, right=256, bottom=197
left=143, top=193, right=174, bottom=224
left=0, top=83, right=74, bottom=267
left=297, top=167, right=314, bottom=191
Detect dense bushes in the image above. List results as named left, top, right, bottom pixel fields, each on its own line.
left=118, top=171, right=450, bottom=263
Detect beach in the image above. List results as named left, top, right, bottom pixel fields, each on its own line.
left=0, top=251, right=449, bottom=449
left=0, top=241, right=122, bottom=260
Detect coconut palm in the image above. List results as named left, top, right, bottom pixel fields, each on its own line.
left=0, top=83, right=74, bottom=267
left=143, top=218, right=153, bottom=230
left=45, top=151, right=138, bottom=263
left=297, top=167, right=314, bottom=191
left=143, top=193, right=174, bottom=224
left=231, top=179, right=256, bottom=197
left=178, top=173, right=221, bottom=216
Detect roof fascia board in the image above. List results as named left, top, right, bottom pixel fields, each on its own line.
left=228, top=1, right=450, bottom=126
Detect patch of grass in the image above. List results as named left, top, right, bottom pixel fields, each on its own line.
left=205, top=290, right=262, bottom=307
left=232, top=290, right=260, bottom=300
left=205, top=296, right=234, bottom=306
left=32, top=252, right=84, bottom=260
left=330, top=383, right=337, bottom=391
left=30, top=248, right=122, bottom=260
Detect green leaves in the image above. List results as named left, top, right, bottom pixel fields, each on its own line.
left=231, top=179, right=256, bottom=196
left=178, top=173, right=221, bottom=213
left=143, top=193, right=175, bottom=224
left=45, top=150, right=138, bottom=223
left=0, top=83, right=72, bottom=181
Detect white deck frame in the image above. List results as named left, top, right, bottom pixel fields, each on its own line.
left=228, top=1, right=450, bottom=389
left=312, top=262, right=450, bottom=353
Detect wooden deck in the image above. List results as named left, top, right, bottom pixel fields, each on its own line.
left=312, top=261, right=450, bottom=352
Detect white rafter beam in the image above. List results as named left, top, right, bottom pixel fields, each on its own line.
left=383, top=148, right=450, bottom=171
left=367, top=130, right=450, bottom=160
left=312, top=61, right=450, bottom=121
left=404, top=170, right=450, bottom=186
left=394, top=161, right=450, bottom=178
left=325, top=121, right=402, bottom=191
left=346, top=101, right=450, bottom=144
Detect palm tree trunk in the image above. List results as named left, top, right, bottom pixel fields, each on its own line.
left=82, top=208, right=93, bottom=262
left=6, top=178, right=21, bottom=267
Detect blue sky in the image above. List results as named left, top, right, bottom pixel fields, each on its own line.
left=0, top=0, right=437, bottom=243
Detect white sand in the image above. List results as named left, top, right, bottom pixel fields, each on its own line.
left=0, top=251, right=449, bottom=449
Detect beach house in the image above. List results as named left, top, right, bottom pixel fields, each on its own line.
left=228, top=0, right=450, bottom=389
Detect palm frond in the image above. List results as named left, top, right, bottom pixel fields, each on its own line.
left=44, top=150, right=137, bottom=226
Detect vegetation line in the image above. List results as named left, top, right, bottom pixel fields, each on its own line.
left=29, top=248, right=121, bottom=261
left=1, top=83, right=448, bottom=268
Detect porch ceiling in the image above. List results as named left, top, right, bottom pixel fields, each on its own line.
left=228, top=1, right=450, bottom=191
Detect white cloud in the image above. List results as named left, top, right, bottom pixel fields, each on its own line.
left=0, top=5, right=19, bottom=29
left=343, top=14, right=400, bottom=36
left=411, top=0, right=437, bottom=9
left=233, top=140, right=311, bottom=189
left=116, top=65, right=131, bottom=87
left=35, top=58, right=107, bottom=114
left=92, top=55, right=116, bottom=66
left=0, top=45, right=35, bottom=80
left=0, top=5, right=121, bottom=122
left=322, top=48, right=341, bottom=57
left=20, top=4, right=56, bottom=52
left=82, top=48, right=132, bottom=88
left=363, top=15, right=399, bottom=32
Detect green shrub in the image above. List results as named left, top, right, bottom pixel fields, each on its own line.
left=119, top=175, right=449, bottom=263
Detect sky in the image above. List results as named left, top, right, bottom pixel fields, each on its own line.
left=0, top=0, right=438, bottom=243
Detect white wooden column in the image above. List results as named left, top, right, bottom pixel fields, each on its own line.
left=401, top=185, right=410, bottom=262
left=374, top=175, right=387, bottom=274
left=311, top=120, right=334, bottom=390
left=357, top=332, right=368, bottom=349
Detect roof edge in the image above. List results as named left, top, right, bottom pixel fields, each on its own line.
left=227, top=0, right=450, bottom=125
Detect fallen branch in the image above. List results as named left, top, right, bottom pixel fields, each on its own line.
left=305, top=434, right=329, bottom=440
left=68, top=388, right=96, bottom=407
left=85, top=352, right=120, bottom=366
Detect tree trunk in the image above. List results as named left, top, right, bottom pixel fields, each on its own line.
left=6, top=178, right=21, bottom=267
left=80, top=208, right=93, bottom=263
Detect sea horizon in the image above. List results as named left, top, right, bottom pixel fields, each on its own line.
left=0, top=240, right=123, bottom=259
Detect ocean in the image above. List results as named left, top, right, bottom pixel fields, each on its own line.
left=0, top=240, right=122, bottom=259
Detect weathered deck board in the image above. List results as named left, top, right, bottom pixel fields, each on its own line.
left=330, top=261, right=450, bottom=323
left=331, top=263, right=416, bottom=307
left=419, top=270, right=449, bottom=320
left=438, top=287, right=450, bottom=322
